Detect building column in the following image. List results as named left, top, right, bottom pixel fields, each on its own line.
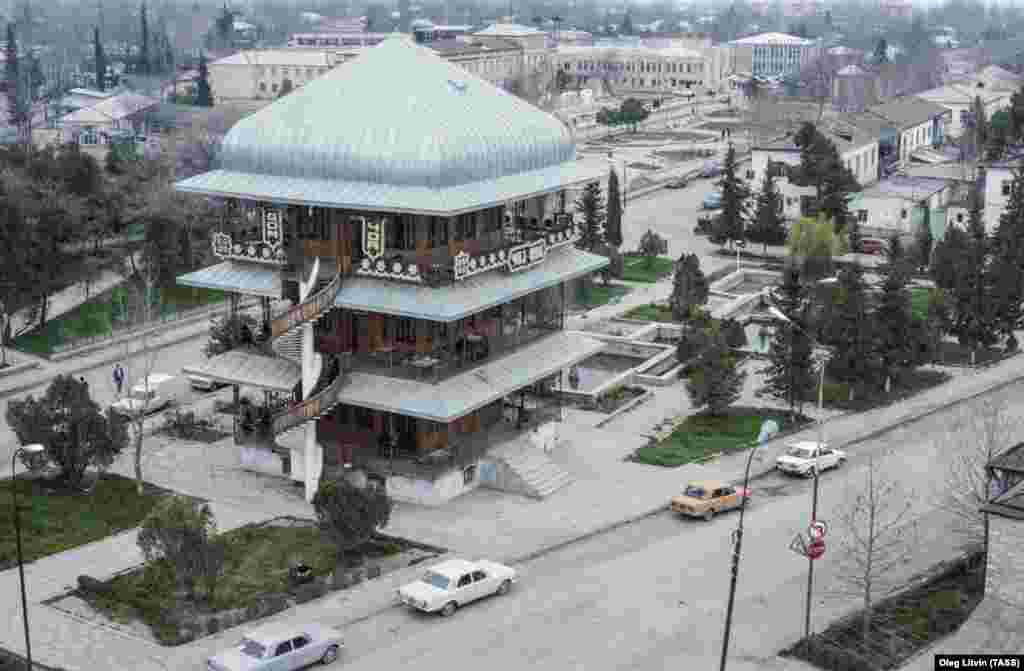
left=302, top=320, right=321, bottom=502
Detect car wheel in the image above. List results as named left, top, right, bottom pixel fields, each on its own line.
left=497, top=579, right=512, bottom=596
left=703, top=509, right=715, bottom=521
left=440, top=601, right=458, bottom=617
left=836, top=457, right=846, bottom=469
left=320, top=645, right=340, bottom=665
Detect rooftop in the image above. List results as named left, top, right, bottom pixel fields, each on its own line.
left=428, top=559, right=479, bottom=578
left=862, top=175, right=949, bottom=201
left=731, top=31, right=814, bottom=46
left=474, top=22, right=543, bottom=37
left=60, top=92, right=159, bottom=124
left=867, top=96, right=949, bottom=130
left=429, top=37, right=520, bottom=55
left=211, top=49, right=338, bottom=67
left=177, top=36, right=599, bottom=214
left=982, top=479, right=1024, bottom=520
left=556, top=44, right=704, bottom=59
left=990, top=442, right=1024, bottom=474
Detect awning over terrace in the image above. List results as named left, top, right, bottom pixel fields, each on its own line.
left=181, top=350, right=300, bottom=393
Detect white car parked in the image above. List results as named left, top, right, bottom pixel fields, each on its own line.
left=397, top=558, right=517, bottom=617
left=776, top=441, right=846, bottom=477
left=109, top=373, right=175, bottom=416
left=206, top=623, right=343, bottom=671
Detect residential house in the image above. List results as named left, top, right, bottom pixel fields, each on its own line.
left=174, top=36, right=608, bottom=505
left=865, top=96, right=950, bottom=167
left=984, top=159, right=1021, bottom=233
left=847, top=175, right=950, bottom=240
left=57, top=91, right=159, bottom=153
left=916, top=83, right=1011, bottom=138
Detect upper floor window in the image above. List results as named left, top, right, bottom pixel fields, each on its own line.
left=1003, top=181, right=1012, bottom=196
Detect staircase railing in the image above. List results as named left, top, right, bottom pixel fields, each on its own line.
left=271, top=271, right=343, bottom=338
left=271, top=352, right=352, bottom=437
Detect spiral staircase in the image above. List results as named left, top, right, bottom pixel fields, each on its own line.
left=262, top=269, right=350, bottom=442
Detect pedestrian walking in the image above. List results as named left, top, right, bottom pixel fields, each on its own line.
left=113, top=364, right=125, bottom=396
left=79, top=376, right=88, bottom=390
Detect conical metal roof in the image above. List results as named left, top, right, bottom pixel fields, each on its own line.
left=218, top=35, right=575, bottom=190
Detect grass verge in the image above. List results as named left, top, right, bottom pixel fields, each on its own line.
left=632, top=407, right=809, bottom=467
left=0, top=474, right=167, bottom=570
left=622, top=256, right=675, bottom=283
left=578, top=284, right=631, bottom=309
left=623, top=302, right=676, bottom=322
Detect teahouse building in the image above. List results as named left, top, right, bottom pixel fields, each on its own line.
left=175, top=35, right=609, bottom=504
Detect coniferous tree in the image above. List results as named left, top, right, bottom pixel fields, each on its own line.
left=4, top=23, right=25, bottom=133
left=747, top=172, right=787, bottom=254
left=685, top=327, right=746, bottom=416
left=916, top=205, right=934, bottom=272
left=605, top=169, right=623, bottom=248
left=194, top=52, right=214, bottom=107
left=950, top=191, right=998, bottom=353
left=669, top=252, right=709, bottom=321
left=574, top=181, right=606, bottom=253
left=761, top=265, right=815, bottom=417
left=875, top=250, right=915, bottom=392
left=823, top=262, right=878, bottom=396
left=93, top=27, right=107, bottom=92
left=710, top=144, right=750, bottom=247
left=988, top=168, right=1024, bottom=345
left=139, top=2, right=150, bottom=74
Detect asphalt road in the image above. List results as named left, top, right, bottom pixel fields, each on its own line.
left=296, top=386, right=1002, bottom=671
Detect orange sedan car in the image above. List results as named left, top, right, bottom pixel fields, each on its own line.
left=670, top=480, right=752, bottom=521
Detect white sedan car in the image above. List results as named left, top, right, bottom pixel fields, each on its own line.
left=776, top=441, right=846, bottom=477
left=206, top=623, right=343, bottom=671
left=397, top=558, right=517, bottom=617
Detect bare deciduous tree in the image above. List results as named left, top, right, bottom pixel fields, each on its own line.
left=933, top=395, right=1019, bottom=553
left=831, top=454, right=919, bottom=645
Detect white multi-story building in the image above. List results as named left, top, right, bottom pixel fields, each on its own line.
left=866, top=97, right=950, bottom=166
left=728, top=32, right=818, bottom=79
left=849, top=176, right=951, bottom=239
left=555, top=45, right=708, bottom=95
left=985, top=160, right=1017, bottom=233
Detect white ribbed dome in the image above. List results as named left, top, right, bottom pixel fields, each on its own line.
left=219, top=35, right=575, bottom=189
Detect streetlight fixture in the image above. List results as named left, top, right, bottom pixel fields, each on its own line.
left=767, top=303, right=834, bottom=644
left=11, top=443, right=45, bottom=671
left=718, top=433, right=766, bottom=671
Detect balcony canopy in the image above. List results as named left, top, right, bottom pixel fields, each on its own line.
left=335, top=330, right=605, bottom=422
left=181, top=350, right=300, bottom=393
left=335, top=246, right=610, bottom=322
left=176, top=261, right=282, bottom=298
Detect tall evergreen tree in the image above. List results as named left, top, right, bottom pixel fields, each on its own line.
left=988, top=168, right=1024, bottom=345
left=873, top=37, right=889, bottom=64
left=747, top=172, right=786, bottom=254
left=194, top=52, right=214, bottom=107
left=139, top=2, right=150, bottom=74
left=823, top=262, right=878, bottom=396
left=685, top=327, right=747, bottom=416
left=605, top=168, right=623, bottom=248
left=93, top=27, right=107, bottom=92
left=916, top=204, right=934, bottom=272
left=949, top=191, right=998, bottom=353
left=710, top=144, right=750, bottom=247
left=4, top=23, right=21, bottom=129
left=972, top=95, right=988, bottom=158
left=875, top=250, right=915, bottom=392
left=669, top=252, right=709, bottom=321
left=574, top=181, right=606, bottom=252
left=761, top=265, right=815, bottom=417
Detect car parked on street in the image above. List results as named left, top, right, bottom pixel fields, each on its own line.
left=671, top=480, right=751, bottom=521
left=110, top=373, right=175, bottom=416
left=775, top=441, right=846, bottom=477
left=187, top=373, right=229, bottom=392
left=665, top=177, right=689, bottom=189
left=397, top=558, right=517, bottom=616
left=206, top=623, right=343, bottom=670
left=702, top=190, right=723, bottom=209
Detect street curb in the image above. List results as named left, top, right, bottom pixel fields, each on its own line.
left=0, top=360, right=40, bottom=379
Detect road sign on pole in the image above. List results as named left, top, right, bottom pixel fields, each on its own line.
left=789, top=533, right=809, bottom=557
left=808, top=521, right=827, bottom=540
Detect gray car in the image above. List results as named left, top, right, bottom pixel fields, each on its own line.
left=207, top=623, right=343, bottom=671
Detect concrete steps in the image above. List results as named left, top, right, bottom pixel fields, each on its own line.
left=496, top=448, right=573, bottom=499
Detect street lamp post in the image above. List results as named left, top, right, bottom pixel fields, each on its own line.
left=11, top=443, right=45, bottom=671
left=767, top=305, right=832, bottom=643
left=718, top=438, right=762, bottom=671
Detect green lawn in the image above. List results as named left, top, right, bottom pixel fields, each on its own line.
left=94, top=524, right=345, bottom=643
left=622, top=256, right=675, bottom=283
left=15, top=284, right=227, bottom=355
left=623, top=302, right=676, bottom=322
left=633, top=410, right=801, bottom=467
left=578, top=284, right=631, bottom=309
left=0, top=474, right=165, bottom=569
left=910, top=287, right=932, bottom=321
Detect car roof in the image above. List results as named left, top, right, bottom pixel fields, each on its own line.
left=686, top=480, right=724, bottom=490
left=426, top=558, right=478, bottom=579
left=134, top=373, right=175, bottom=387
left=788, top=440, right=828, bottom=451
left=243, top=623, right=308, bottom=645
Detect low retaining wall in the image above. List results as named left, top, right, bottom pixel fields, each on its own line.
left=0, top=359, right=40, bottom=378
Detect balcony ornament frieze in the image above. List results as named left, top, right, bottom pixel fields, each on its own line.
left=212, top=209, right=287, bottom=266
left=356, top=256, right=424, bottom=283
left=454, top=220, right=580, bottom=281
